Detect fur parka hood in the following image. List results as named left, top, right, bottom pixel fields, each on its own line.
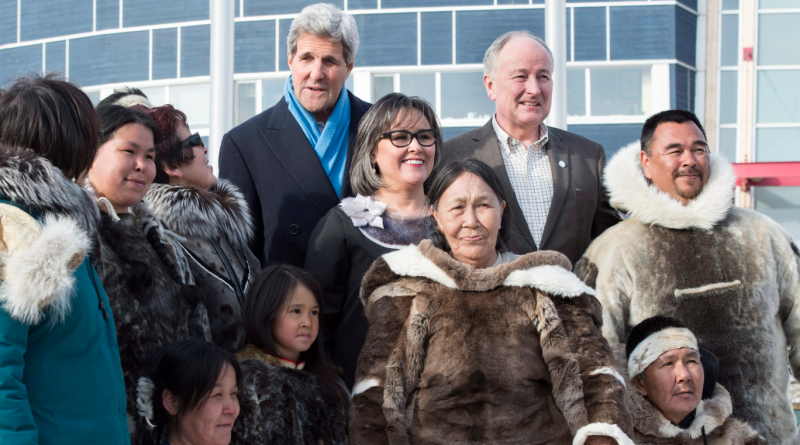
left=604, top=142, right=736, bottom=230
left=628, top=381, right=764, bottom=445
left=350, top=240, right=634, bottom=445
left=145, top=180, right=260, bottom=353
left=233, top=345, right=348, bottom=445
left=0, top=146, right=101, bottom=325
left=145, top=179, right=254, bottom=251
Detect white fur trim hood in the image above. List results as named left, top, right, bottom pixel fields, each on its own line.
left=0, top=208, right=90, bottom=325
left=379, top=240, right=594, bottom=298
left=604, top=142, right=736, bottom=230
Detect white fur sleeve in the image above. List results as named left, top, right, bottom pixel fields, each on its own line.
left=0, top=215, right=89, bottom=325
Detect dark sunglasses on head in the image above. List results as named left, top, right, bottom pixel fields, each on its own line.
left=380, top=129, right=438, bottom=147
left=182, top=132, right=204, bottom=148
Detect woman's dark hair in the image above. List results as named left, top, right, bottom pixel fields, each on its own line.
left=146, top=104, right=195, bottom=184
left=426, top=158, right=510, bottom=252
left=144, top=339, right=242, bottom=445
left=97, top=103, right=161, bottom=148
left=0, top=73, right=100, bottom=180
left=243, top=264, right=347, bottom=406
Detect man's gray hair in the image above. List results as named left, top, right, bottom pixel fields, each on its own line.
left=287, top=3, right=359, bottom=65
left=483, top=30, right=553, bottom=76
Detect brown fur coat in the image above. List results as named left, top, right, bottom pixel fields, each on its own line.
left=349, top=240, right=634, bottom=445
left=576, top=143, right=800, bottom=444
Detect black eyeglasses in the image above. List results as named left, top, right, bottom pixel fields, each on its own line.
left=182, top=132, right=204, bottom=148
left=381, top=129, right=438, bottom=147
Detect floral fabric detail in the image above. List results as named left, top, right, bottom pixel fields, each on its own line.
left=340, top=194, right=389, bottom=229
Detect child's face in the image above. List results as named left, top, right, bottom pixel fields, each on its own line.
left=273, top=283, right=320, bottom=362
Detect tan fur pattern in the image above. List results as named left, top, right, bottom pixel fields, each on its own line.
left=349, top=243, right=632, bottom=444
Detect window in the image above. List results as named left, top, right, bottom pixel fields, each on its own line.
left=140, top=87, right=166, bottom=107
left=170, top=83, right=210, bottom=128
left=758, top=13, right=800, bottom=66
left=755, top=128, right=800, bottom=162
left=236, top=82, right=257, bottom=126
left=440, top=72, right=494, bottom=121
left=719, top=71, right=738, bottom=125
left=399, top=73, right=436, bottom=106
left=372, top=76, right=394, bottom=102
left=590, top=68, right=650, bottom=116
left=567, top=69, right=586, bottom=117
left=718, top=128, right=737, bottom=161
left=262, top=77, right=287, bottom=110
left=753, top=187, right=800, bottom=240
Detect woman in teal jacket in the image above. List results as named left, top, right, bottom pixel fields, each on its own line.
left=0, top=75, right=130, bottom=444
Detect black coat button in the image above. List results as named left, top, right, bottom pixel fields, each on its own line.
left=289, top=224, right=300, bottom=235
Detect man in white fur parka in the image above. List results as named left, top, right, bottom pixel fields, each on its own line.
left=575, top=109, right=800, bottom=444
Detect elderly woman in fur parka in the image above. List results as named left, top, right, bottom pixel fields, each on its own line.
left=144, top=104, right=260, bottom=353
left=88, top=104, right=211, bottom=444
left=349, top=160, right=634, bottom=445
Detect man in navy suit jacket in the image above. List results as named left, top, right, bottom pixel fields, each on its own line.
left=220, top=4, right=371, bottom=266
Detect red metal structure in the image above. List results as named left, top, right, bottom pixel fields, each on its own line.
left=732, top=162, right=800, bottom=191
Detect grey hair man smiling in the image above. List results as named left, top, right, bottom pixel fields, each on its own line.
left=443, top=30, right=620, bottom=265
left=220, top=3, right=371, bottom=267
left=576, top=109, right=800, bottom=444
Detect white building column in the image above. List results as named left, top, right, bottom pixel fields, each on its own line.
left=209, top=0, right=235, bottom=169
left=545, top=0, right=568, bottom=130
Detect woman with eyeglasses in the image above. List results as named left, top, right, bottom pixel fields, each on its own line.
left=305, top=92, right=442, bottom=388
left=144, top=105, right=261, bottom=354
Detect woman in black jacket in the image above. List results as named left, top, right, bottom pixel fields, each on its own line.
left=304, top=93, right=441, bottom=388
left=144, top=104, right=261, bottom=353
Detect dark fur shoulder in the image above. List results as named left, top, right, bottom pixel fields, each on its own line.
left=0, top=145, right=99, bottom=244
left=233, top=357, right=348, bottom=445
left=145, top=180, right=254, bottom=250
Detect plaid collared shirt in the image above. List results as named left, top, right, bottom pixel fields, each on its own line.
left=492, top=116, right=553, bottom=248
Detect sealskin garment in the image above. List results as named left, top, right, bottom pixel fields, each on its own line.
left=90, top=189, right=211, bottom=444
left=575, top=142, right=800, bottom=445
left=232, top=345, right=348, bottom=445
left=349, top=240, right=634, bottom=445
left=0, top=146, right=130, bottom=445
left=146, top=180, right=261, bottom=353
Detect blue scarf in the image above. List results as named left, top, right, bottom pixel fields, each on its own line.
left=284, top=75, right=351, bottom=197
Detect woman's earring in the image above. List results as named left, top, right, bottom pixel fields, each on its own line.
left=71, top=177, right=77, bottom=183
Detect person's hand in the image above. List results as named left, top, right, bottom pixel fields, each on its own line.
left=585, top=436, right=618, bottom=445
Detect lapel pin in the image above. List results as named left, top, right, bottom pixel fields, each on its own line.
left=559, top=160, right=566, bottom=168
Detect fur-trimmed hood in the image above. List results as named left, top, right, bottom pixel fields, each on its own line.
left=0, top=146, right=100, bottom=325
left=604, top=142, right=736, bottom=230
left=0, top=145, right=99, bottom=242
left=145, top=180, right=254, bottom=250
left=631, top=382, right=730, bottom=440
left=361, top=239, right=595, bottom=303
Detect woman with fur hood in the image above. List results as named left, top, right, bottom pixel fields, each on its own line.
left=0, top=75, right=129, bottom=444
left=349, top=159, right=634, bottom=445
left=617, top=316, right=764, bottom=445
left=87, top=103, right=211, bottom=444
left=144, top=104, right=260, bottom=353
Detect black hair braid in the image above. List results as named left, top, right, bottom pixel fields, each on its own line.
left=99, top=212, right=155, bottom=289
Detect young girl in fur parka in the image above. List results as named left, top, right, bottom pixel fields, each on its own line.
left=231, top=264, right=349, bottom=445
left=88, top=103, right=211, bottom=444
left=144, top=104, right=261, bottom=354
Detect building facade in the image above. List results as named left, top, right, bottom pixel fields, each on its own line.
left=0, top=0, right=795, bottom=237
